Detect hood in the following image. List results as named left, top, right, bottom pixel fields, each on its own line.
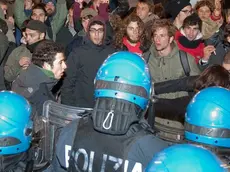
left=176, top=30, right=203, bottom=49
left=87, top=15, right=106, bottom=44
left=12, top=64, right=57, bottom=98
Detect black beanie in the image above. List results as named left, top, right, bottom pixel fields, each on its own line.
left=165, top=0, right=191, bottom=20
left=26, top=20, right=47, bottom=33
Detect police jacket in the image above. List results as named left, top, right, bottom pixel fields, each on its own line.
left=0, top=153, right=28, bottom=172
left=46, top=116, right=169, bottom=172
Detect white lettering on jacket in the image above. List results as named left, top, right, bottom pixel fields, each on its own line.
left=64, top=146, right=142, bottom=172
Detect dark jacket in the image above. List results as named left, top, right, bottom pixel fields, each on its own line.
left=46, top=116, right=169, bottom=172
left=56, top=24, right=76, bottom=49
left=61, top=36, right=115, bottom=107
left=154, top=76, right=197, bottom=95
left=148, top=76, right=197, bottom=124
left=65, top=30, right=85, bottom=57
left=12, top=64, right=57, bottom=116
left=199, top=32, right=230, bottom=71
left=0, top=32, right=9, bottom=64
left=66, top=20, right=113, bottom=57
left=110, top=0, right=129, bottom=18
left=0, top=153, right=28, bottom=172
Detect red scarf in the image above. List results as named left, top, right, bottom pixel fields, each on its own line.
left=123, top=37, right=143, bottom=56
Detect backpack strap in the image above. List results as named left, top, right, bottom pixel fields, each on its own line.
left=179, top=50, right=190, bottom=77
left=143, top=51, right=151, bottom=63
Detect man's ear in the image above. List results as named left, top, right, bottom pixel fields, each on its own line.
left=40, top=32, right=45, bottom=40
left=169, top=36, right=174, bottom=44
left=42, top=62, right=52, bottom=70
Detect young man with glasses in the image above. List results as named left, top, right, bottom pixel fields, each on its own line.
left=61, top=16, right=115, bottom=108
left=165, top=0, right=193, bottom=29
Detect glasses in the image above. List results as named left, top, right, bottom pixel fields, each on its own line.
left=89, top=28, right=104, bottom=34
left=181, top=10, right=193, bottom=14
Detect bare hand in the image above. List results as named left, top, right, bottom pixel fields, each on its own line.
left=19, top=57, right=31, bottom=69
left=203, top=45, right=216, bottom=60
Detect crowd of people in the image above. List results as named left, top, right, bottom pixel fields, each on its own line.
left=0, top=0, right=230, bottom=171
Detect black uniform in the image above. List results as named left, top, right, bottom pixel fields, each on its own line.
left=46, top=115, right=169, bottom=172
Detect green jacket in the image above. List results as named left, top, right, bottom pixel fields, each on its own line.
left=14, top=0, right=68, bottom=41
left=145, top=42, right=201, bottom=99
left=4, top=44, right=32, bottom=82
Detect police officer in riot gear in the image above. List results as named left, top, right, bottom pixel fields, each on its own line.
left=46, top=51, right=169, bottom=172
left=0, top=91, right=33, bottom=172
left=146, top=144, right=228, bottom=171
left=184, top=86, right=230, bottom=166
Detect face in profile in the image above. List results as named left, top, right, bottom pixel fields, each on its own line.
left=50, top=53, right=67, bottom=79
left=24, top=28, right=44, bottom=45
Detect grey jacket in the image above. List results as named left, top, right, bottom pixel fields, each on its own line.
left=145, top=42, right=201, bottom=99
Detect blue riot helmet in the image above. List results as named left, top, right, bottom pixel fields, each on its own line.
left=185, top=87, right=230, bottom=148
left=94, top=52, right=151, bottom=134
left=145, top=144, right=228, bottom=172
left=95, top=51, right=151, bottom=110
left=0, top=91, right=32, bottom=155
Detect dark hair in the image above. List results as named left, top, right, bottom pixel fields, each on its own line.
left=195, top=0, right=214, bottom=13
left=224, top=24, right=230, bottom=43
left=194, top=65, right=230, bottom=91
left=0, top=18, right=8, bottom=34
left=153, top=3, right=166, bottom=19
left=32, top=40, right=64, bottom=67
left=0, top=0, right=7, bottom=5
left=224, top=50, right=230, bottom=64
left=114, top=14, right=145, bottom=50
left=88, top=20, right=104, bottom=29
left=151, top=19, right=177, bottom=37
left=183, top=13, right=202, bottom=31
left=32, top=3, right=47, bottom=16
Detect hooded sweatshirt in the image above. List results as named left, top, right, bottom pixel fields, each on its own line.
left=12, top=64, right=57, bottom=99
left=175, top=30, right=205, bottom=64
left=61, top=16, right=115, bottom=107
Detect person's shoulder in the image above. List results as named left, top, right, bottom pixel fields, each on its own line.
left=127, top=134, right=169, bottom=170
left=103, top=44, right=116, bottom=53
left=10, top=44, right=31, bottom=58
left=0, top=32, right=8, bottom=42
left=57, top=117, right=83, bottom=148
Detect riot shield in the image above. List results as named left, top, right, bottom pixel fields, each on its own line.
left=39, top=100, right=92, bottom=164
